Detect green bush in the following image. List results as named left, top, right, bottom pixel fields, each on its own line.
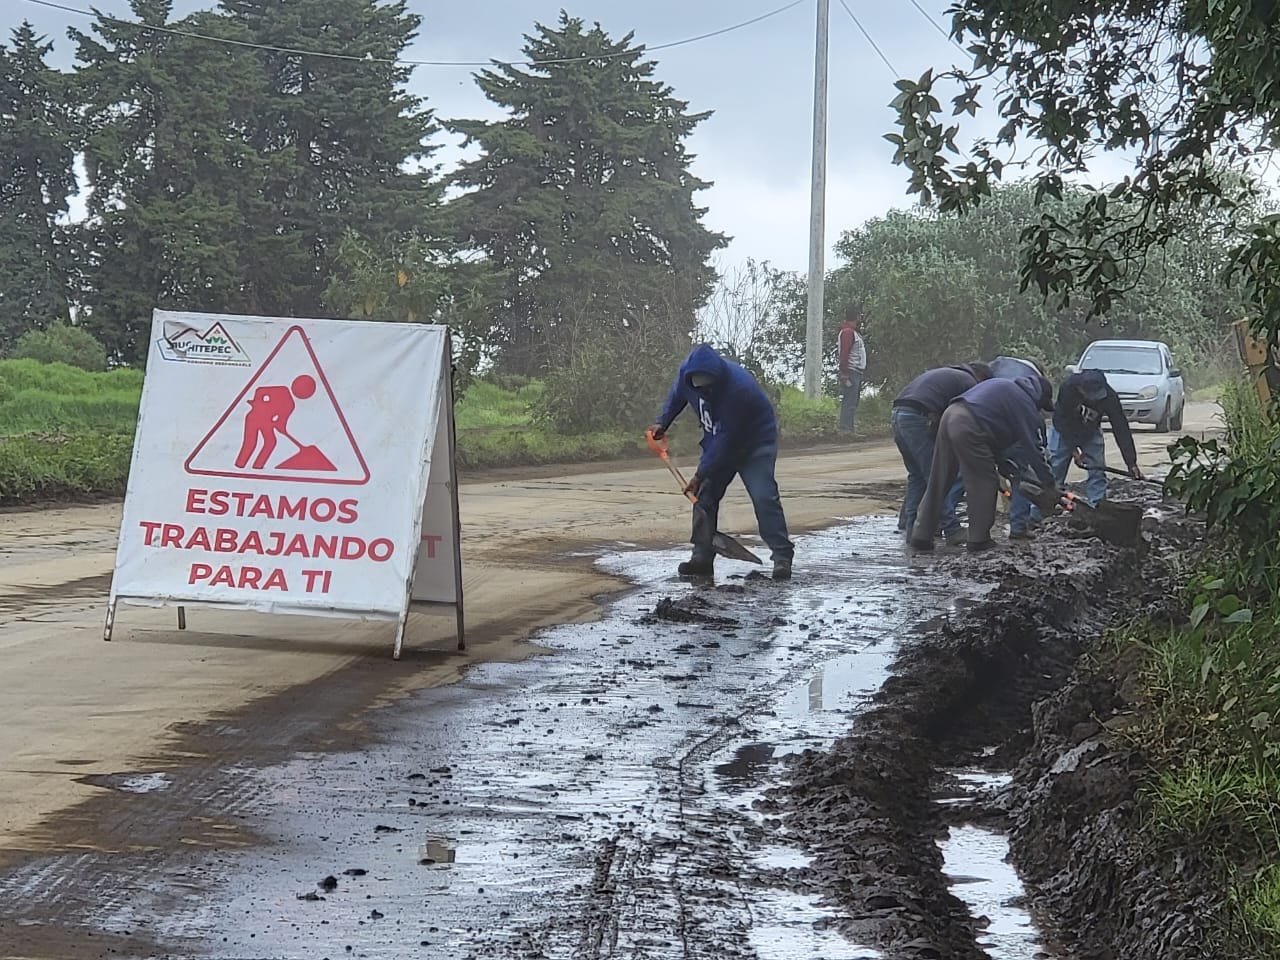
left=0, top=432, right=134, bottom=505
left=535, top=334, right=687, bottom=434
left=9, top=324, right=110, bottom=372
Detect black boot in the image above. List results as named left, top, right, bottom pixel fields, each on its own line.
left=678, top=556, right=714, bottom=578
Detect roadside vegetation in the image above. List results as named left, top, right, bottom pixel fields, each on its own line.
left=1104, top=382, right=1280, bottom=953
left=0, top=359, right=881, bottom=504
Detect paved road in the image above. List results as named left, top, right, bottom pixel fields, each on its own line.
left=0, top=402, right=1221, bottom=858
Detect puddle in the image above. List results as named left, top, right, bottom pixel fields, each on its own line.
left=750, top=886, right=885, bottom=960
left=938, top=764, right=1059, bottom=959
left=942, top=825, right=1047, bottom=959
left=80, top=771, right=173, bottom=794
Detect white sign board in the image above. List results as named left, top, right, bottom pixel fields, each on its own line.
left=106, top=310, right=464, bottom=658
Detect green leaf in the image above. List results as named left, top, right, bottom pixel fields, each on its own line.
left=1190, top=602, right=1212, bottom=629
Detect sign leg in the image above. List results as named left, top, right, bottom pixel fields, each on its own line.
left=177, top=606, right=187, bottom=631
left=393, top=608, right=408, bottom=661
left=456, top=604, right=465, bottom=652
left=104, top=598, right=118, bottom=642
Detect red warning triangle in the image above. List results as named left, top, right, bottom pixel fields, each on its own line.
left=185, top=325, right=371, bottom=486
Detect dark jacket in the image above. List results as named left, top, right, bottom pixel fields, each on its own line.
left=989, top=356, right=1040, bottom=380
left=656, top=344, right=778, bottom=477
left=894, top=364, right=989, bottom=415
left=1054, top=370, right=1138, bottom=467
left=957, top=376, right=1055, bottom=487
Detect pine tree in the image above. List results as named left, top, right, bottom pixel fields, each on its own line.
left=220, top=0, right=441, bottom=315
left=74, top=0, right=441, bottom=362
left=72, top=0, right=274, bottom=361
left=0, top=22, right=77, bottom=350
left=448, top=15, right=727, bottom=376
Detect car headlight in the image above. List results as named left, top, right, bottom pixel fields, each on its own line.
left=1137, top=385, right=1159, bottom=400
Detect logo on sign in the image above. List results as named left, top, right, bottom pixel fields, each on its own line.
left=185, top=325, right=371, bottom=486
left=158, top=321, right=252, bottom=366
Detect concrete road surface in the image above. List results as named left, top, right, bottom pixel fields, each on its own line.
left=0, top=402, right=1221, bottom=857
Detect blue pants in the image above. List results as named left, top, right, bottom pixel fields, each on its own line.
left=692, top=443, right=794, bottom=563
left=892, top=407, right=959, bottom=536
left=840, top=374, right=863, bottom=433
left=1030, top=428, right=1107, bottom=521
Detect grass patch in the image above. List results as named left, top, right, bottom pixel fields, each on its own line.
left=1238, top=864, right=1280, bottom=946
left=1146, top=760, right=1280, bottom=846
left=0, top=432, right=134, bottom=505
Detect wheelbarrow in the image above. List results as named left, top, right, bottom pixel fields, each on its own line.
left=645, top=430, right=763, bottom=565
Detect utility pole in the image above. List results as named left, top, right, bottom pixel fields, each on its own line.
left=804, top=0, right=830, bottom=399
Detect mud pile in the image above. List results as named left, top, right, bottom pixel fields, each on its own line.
left=772, top=489, right=1223, bottom=959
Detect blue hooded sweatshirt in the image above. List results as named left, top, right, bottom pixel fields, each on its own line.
left=957, top=375, right=1055, bottom=488
left=656, top=344, right=778, bottom=477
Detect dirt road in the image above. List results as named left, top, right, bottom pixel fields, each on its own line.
left=0, top=402, right=1219, bottom=864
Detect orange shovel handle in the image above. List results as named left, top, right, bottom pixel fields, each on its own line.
left=646, top=429, right=698, bottom=504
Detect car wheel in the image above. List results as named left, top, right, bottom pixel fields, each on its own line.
left=1155, top=400, right=1171, bottom=433
left=1171, top=402, right=1184, bottom=432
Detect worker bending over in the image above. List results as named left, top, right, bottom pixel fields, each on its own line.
left=910, top=375, right=1056, bottom=552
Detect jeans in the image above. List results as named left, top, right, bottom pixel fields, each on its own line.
left=691, top=443, right=794, bottom=564
left=1009, top=486, right=1033, bottom=533
left=892, top=406, right=959, bottom=537
left=840, top=373, right=863, bottom=433
left=1030, top=427, right=1107, bottom=522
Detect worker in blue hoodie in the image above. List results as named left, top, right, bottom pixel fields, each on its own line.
left=910, top=375, right=1056, bottom=552
left=649, top=344, right=795, bottom=580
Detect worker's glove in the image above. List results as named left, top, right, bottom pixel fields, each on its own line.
left=1072, top=449, right=1087, bottom=469
left=683, top=472, right=701, bottom=498
left=1128, top=463, right=1144, bottom=480
left=1017, top=475, right=1065, bottom=514
left=648, top=423, right=666, bottom=441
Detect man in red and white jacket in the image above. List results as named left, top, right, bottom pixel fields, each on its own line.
left=837, top=307, right=866, bottom=435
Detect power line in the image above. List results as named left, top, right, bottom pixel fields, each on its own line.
left=836, top=0, right=898, bottom=78
left=906, top=0, right=965, bottom=52
left=22, top=0, right=808, bottom=68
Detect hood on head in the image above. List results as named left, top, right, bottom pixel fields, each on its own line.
left=1076, top=369, right=1110, bottom=404
left=1015, top=374, right=1054, bottom=412
left=684, top=344, right=728, bottom=390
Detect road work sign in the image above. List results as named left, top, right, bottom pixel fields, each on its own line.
left=105, top=310, right=464, bottom=659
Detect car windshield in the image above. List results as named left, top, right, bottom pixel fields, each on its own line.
left=1080, top=346, right=1163, bottom=376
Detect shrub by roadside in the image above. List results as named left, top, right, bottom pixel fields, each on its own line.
left=1093, top=380, right=1280, bottom=954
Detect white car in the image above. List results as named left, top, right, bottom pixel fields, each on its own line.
left=1071, top=339, right=1186, bottom=432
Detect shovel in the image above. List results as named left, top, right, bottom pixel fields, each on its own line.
left=1062, top=492, right=1144, bottom=546
left=645, top=430, right=763, bottom=565
left=1100, top=464, right=1165, bottom=487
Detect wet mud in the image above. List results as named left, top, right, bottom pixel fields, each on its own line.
left=0, top=480, right=1215, bottom=960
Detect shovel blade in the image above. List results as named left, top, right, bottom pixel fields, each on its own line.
left=713, top=532, right=764, bottom=565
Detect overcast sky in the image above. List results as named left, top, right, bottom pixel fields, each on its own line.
left=7, top=0, right=1131, bottom=273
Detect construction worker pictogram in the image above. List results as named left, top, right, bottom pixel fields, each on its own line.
left=185, top=326, right=370, bottom=485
